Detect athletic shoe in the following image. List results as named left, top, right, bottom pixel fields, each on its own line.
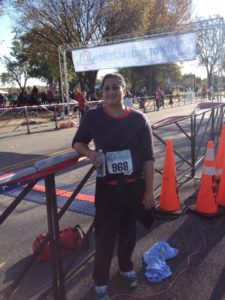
left=95, top=285, right=109, bottom=300
left=120, top=271, right=139, bottom=288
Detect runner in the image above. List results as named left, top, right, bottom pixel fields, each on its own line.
left=72, top=72, right=155, bottom=300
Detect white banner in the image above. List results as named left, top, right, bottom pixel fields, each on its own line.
left=72, top=32, right=196, bottom=72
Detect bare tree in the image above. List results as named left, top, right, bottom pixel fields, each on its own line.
left=196, top=17, right=224, bottom=88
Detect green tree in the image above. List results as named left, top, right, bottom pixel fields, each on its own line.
left=0, top=72, right=10, bottom=85
left=120, top=64, right=182, bottom=95
left=3, top=39, right=33, bottom=90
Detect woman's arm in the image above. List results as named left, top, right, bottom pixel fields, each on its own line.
left=73, top=142, right=100, bottom=166
left=142, top=160, right=155, bottom=209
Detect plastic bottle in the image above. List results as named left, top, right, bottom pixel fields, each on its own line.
left=96, top=149, right=106, bottom=177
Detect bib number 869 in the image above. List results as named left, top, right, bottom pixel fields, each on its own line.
left=112, top=161, right=129, bottom=173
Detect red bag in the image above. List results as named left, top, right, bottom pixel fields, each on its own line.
left=32, top=225, right=85, bottom=262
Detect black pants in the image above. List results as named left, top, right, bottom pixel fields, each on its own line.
left=156, top=99, right=160, bottom=110
left=93, top=178, right=145, bottom=286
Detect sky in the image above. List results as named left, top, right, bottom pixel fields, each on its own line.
left=0, top=0, right=225, bottom=87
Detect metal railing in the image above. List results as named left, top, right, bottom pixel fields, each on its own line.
left=1, top=96, right=223, bottom=136
left=0, top=152, right=95, bottom=300
left=152, top=102, right=225, bottom=193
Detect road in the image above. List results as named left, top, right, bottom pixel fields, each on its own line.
left=0, top=103, right=197, bottom=174
left=1, top=102, right=225, bottom=300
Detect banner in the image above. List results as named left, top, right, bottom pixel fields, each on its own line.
left=72, top=32, right=196, bottom=72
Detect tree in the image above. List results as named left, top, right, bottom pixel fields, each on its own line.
left=196, top=17, right=224, bottom=88
left=0, top=72, right=10, bottom=85
left=182, top=73, right=196, bottom=90
left=3, top=39, right=33, bottom=90
left=19, top=29, right=63, bottom=87
left=7, top=0, right=192, bottom=92
left=120, top=63, right=182, bottom=95
left=8, top=0, right=153, bottom=91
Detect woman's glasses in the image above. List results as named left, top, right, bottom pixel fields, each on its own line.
left=103, top=85, right=122, bottom=92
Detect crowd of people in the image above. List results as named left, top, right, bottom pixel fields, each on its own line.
left=0, top=86, right=56, bottom=108
left=0, top=83, right=221, bottom=113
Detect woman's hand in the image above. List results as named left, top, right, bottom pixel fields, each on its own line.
left=88, top=150, right=101, bottom=166
left=73, top=142, right=101, bottom=166
left=142, top=191, right=155, bottom=209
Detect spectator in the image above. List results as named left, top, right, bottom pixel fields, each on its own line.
left=18, top=90, right=28, bottom=106
left=74, top=88, right=82, bottom=103
left=168, top=88, right=173, bottom=106
left=141, top=86, right=147, bottom=96
left=202, top=85, right=207, bottom=99
left=41, top=91, right=48, bottom=104
left=78, top=91, right=89, bottom=117
left=90, top=89, right=97, bottom=101
left=0, top=93, right=4, bottom=107
left=47, top=89, right=54, bottom=104
left=155, top=87, right=163, bottom=111
left=31, top=85, right=39, bottom=105
left=11, top=93, right=18, bottom=107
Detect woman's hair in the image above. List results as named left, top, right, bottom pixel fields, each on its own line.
left=100, top=73, right=127, bottom=90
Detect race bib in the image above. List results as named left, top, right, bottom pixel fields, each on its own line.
left=106, top=150, right=133, bottom=175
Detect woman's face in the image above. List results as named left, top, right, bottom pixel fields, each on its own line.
left=102, top=77, right=126, bottom=106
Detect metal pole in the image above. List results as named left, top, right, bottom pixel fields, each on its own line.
left=45, top=174, right=66, bottom=300
left=54, top=105, right=58, bottom=129
left=191, top=115, right=196, bottom=177
left=24, top=106, right=30, bottom=134
left=58, top=46, right=64, bottom=105
left=0, top=180, right=38, bottom=225
left=211, top=108, right=215, bottom=140
left=63, top=49, right=70, bottom=119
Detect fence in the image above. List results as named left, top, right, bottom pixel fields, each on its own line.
left=1, top=94, right=222, bottom=136
left=0, top=102, right=224, bottom=299
left=152, top=102, right=225, bottom=194
left=0, top=103, right=77, bottom=136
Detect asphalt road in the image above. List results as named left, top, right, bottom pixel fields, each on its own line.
left=0, top=103, right=197, bottom=174
left=1, top=102, right=225, bottom=300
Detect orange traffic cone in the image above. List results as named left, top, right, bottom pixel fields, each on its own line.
left=193, top=141, right=220, bottom=216
left=215, top=124, right=225, bottom=179
left=217, top=158, right=225, bottom=207
left=157, top=139, right=181, bottom=214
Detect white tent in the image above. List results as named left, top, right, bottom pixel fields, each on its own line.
left=0, top=89, right=8, bottom=94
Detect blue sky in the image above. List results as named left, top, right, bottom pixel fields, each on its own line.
left=0, top=0, right=225, bottom=85
left=0, top=15, right=14, bottom=70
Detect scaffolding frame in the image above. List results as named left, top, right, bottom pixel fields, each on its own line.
left=58, top=17, right=224, bottom=115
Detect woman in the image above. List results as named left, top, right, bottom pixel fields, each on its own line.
left=155, top=87, right=162, bottom=111
left=78, top=90, right=89, bottom=117
left=74, top=88, right=89, bottom=117
left=72, top=73, right=155, bottom=300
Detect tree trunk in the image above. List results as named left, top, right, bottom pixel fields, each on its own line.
left=147, top=67, right=156, bottom=96
left=85, top=71, right=98, bottom=92
left=208, top=70, right=213, bottom=87
left=131, top=69, right=136, bottom=94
